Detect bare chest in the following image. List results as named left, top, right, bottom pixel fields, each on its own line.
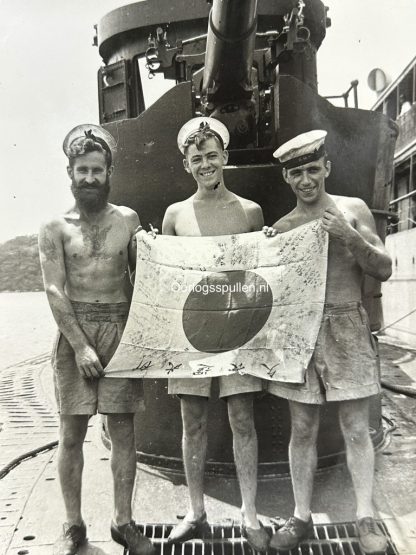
left=326, top=211, right=363, bottom=299
left=175, top=200, right=250, bottom=236
left=175, top=208, right=202, bottom=236
left=63, top=222, right=129, bottom=263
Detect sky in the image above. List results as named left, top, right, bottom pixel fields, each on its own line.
left=0, top=0, right=415, bottom=243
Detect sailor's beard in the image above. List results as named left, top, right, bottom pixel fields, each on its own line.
left=71, top=177, right=110, bottom=213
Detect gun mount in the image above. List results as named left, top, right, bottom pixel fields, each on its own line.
left=95, top=0, right=397, bottom=476
left=97, top=0, right=327, bottom=155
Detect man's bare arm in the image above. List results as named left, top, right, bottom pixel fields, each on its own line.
left=162, top=205, right=178, bottom=236
left=322, top=201, right=392, bottom=281
left=38, top=220, right=103, bottom=378
left=123, top=208, right=141, bottom=271
left=263, top=212, right=296, bottom=237
left=121, top=208, right=140, bottom=287
left=247, top=202, right=264, bottom=231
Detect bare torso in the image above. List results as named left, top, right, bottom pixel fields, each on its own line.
left=275, top=195, right=363, bottom=303
left=54, top=204, right=136, bottom=303
left=165, top=192, right=263, bottom=237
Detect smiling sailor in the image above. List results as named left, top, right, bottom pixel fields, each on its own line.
left=162, top=117, right=270, bottom=551
left=263, top=129, right=393, bottom=554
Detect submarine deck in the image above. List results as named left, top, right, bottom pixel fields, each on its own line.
left=0, top=340, right=415, bottom=555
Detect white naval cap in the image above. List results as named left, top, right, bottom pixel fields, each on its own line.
left=177, top=116, right=230, bottom=154
left=63, top=123, right=117, bottom=157
left=273, top=130, right=327, bottom=169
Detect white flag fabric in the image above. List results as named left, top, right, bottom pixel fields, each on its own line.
left=105, top=220, right=328, bottom=382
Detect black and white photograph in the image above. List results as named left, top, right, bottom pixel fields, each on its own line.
left=0, top=1, right=415, bottom=554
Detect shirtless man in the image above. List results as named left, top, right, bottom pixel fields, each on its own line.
left=264, top=130, right=392, bottom=554
left=39, top=125, right=154, bottom=555
left=162, top=117, right=269, bottom=552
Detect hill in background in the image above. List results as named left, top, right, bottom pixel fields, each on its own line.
left=0, top=235, right=44, bottom=292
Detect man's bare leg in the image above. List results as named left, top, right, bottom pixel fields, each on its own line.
left=288, top=401, right=320, bottom=521
left=107, top=413, right=136, bottom=526
left=339, top=397, right=387, bottom=553
left=57, top=414, right=89, bottom=525
left=270, top=402, right=319, bottom=551
left=167, top=396, right=209, bottom=543
left=338, top=398, right=374, bottom=519
left=227, top=393, right=259, bottom=528
left=181, top=395, right=209, bottom=519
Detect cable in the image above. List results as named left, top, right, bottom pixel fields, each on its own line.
left=381, top=379, right=416, bottom=398
left=0, top=440, right=58, bottom=480
left=376, top=307, right=416, bottom=335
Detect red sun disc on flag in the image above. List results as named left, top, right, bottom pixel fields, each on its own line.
left=182, top=270, right=273, bottom=353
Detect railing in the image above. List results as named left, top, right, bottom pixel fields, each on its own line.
left=389, top=188, right=416, bottom=206
left=388, top=189, right=416, bottom=233
left=395, top=102, right=416, bottom=154
left=324, top=80, right=359, bottom=108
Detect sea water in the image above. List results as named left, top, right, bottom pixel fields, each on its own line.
left=0, top=291, right=56, bottom=370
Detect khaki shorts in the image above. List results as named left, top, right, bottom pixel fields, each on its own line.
left=52, top=301, right=142, bottom=415
left=168, top=373, right=263, bottom=399
left=268, top=302, right=380, bottom=404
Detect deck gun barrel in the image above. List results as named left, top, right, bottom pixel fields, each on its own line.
left=202, top=0, right=257, bottom=101
left=201, top=0, right=258, bottom=146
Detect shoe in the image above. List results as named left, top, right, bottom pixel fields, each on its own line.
left=111, top=520, right=156, bottom=555
left=356, top=517, right=388, bottom=554
left=241, top=521, right=270, bottom=552
left=270, top=515, right=313, bottom=551
left=168, top=512, right=210, bottom=543
left=269, top=516, right=287, bottom=529
left=53, top=521, right=87, bottom=555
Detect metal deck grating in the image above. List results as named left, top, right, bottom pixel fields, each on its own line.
left=0, top=354, right=58, bottom=470
left=124, top=522, right=398, bottom=555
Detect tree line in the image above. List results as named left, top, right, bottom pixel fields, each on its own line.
left=0, top=235, right=44, bottom=292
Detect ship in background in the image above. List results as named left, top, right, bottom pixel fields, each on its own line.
left=369, top=59, right=416, bottom=348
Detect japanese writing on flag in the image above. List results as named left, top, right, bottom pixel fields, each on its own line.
left=105, top=220, right=328, bottom=383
